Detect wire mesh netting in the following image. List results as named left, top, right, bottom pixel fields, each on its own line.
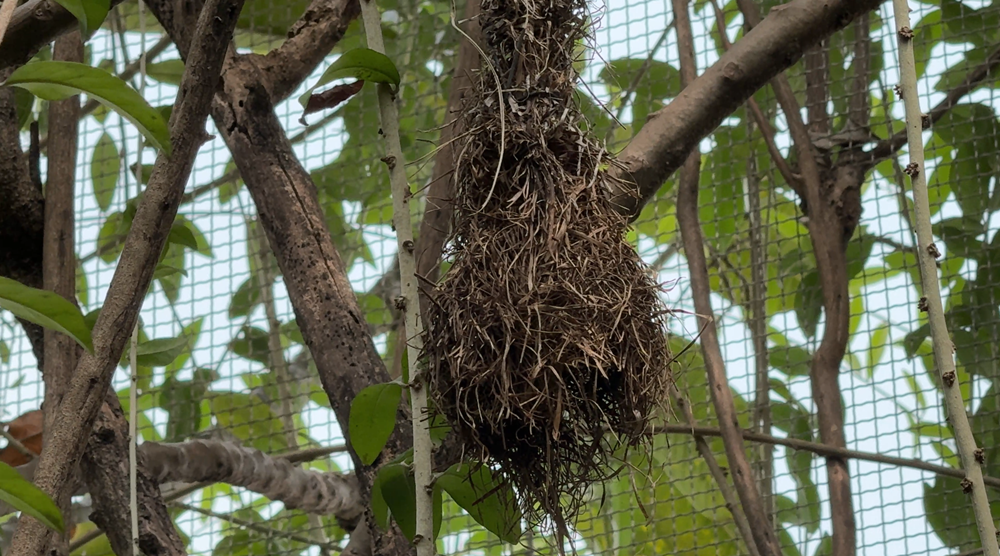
left=2, top=0, right=1000, bottom=555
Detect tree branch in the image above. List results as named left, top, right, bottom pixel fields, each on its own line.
left=0, top=87, right=45, bottom=365
left=142, top=0, right=412, bottom=553
left=82, top=394, right=187, bottom=556
left=0, top=0, right=128, bottom=72
left=866, top=42, right=1000, bottom=167
left=142, top=439, right=364, bottom=522
left=656, top=424, right=1000, bottom=490
left=608, top=0, right=885, bottom=218
left=41, top=31, right=83, bottom=556
left=891, top=2, right=1000, bottom=553
left=706, top=0, right=801, bottom=202
left=672, top=3, right=779, bottom=554
left=5, top=0, right=244, bottom=553
left=254, top=0, right=360, bottom=102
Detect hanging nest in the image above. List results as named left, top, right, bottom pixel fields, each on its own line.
left=423, top=0, right=673, bottom=542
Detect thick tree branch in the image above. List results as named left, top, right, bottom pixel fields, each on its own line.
left=0, top=0, right=128, bottom=71
left=255, top=0, right=360, bottom=101
left=608, top=0, right=885, bottom=218
left=0, top=87, right=45, bottom=364
left=142, top=1, right=411, bottom=553
left=41, top=32, right=83, bottom=556
left=4, top=1, right=243, bottom=554
left=142, top=439, right=364, bottom=523
left=82, top=394, right=187, bottom=556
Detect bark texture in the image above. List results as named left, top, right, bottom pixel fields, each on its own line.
left=82, top=394, right=187, bottom=556
left=4, top=1, right=244, bottom=554
left=41, top=32, right=84, bottom=556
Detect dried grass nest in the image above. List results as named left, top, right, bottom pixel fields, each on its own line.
left=423, top=0, right=673, bottom=540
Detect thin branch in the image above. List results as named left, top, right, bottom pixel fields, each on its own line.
left=849, top=12, right=871, bottom=128
left=706, top=0, right=800, bottom=191
left=867, top=42, right=1000, bottom=166
left=735, top=1, right=858, bottom=553
left=656, top=424, right=1000, bottom=489
left=672, top=1, right=779, bottom=554
left=0, top=429, right=34, bottom=461
left=251, top=220, right=334, bottom=555
left=744, top=123, right=774, bottom=523
left=4, top=0, right=244, bottom=553
left=602, top=18, right=675, bottom=145
left=173, top=501, right=343, bottom=552
left=0, top=0, right=129, bottom=71
left=891, top=3, right=1000, bottom=554
left=669, top=383, right=761, bottom=556
left=69, top=443, right=351, bottom=553
left=42, top=31, right=84, bottom=556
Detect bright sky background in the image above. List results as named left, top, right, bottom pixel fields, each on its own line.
left=1, top=0, right=996, bottom=555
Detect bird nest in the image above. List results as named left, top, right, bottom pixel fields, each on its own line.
left=423, top=0, right=673, bottom=541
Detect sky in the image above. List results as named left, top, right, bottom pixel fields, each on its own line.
left=1, top=0, right=996, bottom=555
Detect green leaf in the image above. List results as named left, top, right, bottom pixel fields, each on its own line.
left=218, top=160, right=243, bottom=204
left=4, top=61, right=172, bottom=155
left=376, top=463, right=417, bottom=540
left=0, top=461, right=64, bottom=532
left=298, top=48, right=400, bottom=109
left=14, top=87, right=34, bottom=130
left=211, top=392, right=289, bottom=453
left=229, top=325, right=271, bottom=365
left=370, top=467, right=391, bottom=530
left=97, top=211, right=127, bottom=263
left=349, top=382, right=402, bottom=466
left=0, top=276, right=93, bottom=353
left=866, top=322, right=889, bottom=379
left=437, top=462, right=522, bottom=543
left=91, top=132, right=119, bottom=211
left=76, top=259, right=89, bottom=308
left=0, top=340, right=10, bottom=364
left=134, top=337, right=189, bottom=367
left=52, top=0, right=111, bottom=37
left=161, top=368, right=214, bottom=441
left=168, top=223, right=200, bottom=252
left=932, top=216, right=986, bottom=260
left=156, top=243, right=186, bottom=303
left=228, top=278, right=261, bottom=319
left=172, top=215, right=212, bottom=257
left=770, top=346, right=812, bottom=377
left=145, top=59, right=186, bottom=86
left=794, top=271, right=823, bottom=339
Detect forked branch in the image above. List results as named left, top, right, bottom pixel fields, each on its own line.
left=4, top=0, right=244, bottom=554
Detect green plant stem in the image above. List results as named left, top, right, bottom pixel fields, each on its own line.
left=890, top=2, right=1000, bottom=554
left=358, top=0, right=435, bottom=554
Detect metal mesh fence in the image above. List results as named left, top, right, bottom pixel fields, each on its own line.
left=2, top=0, right=999, bottom=555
